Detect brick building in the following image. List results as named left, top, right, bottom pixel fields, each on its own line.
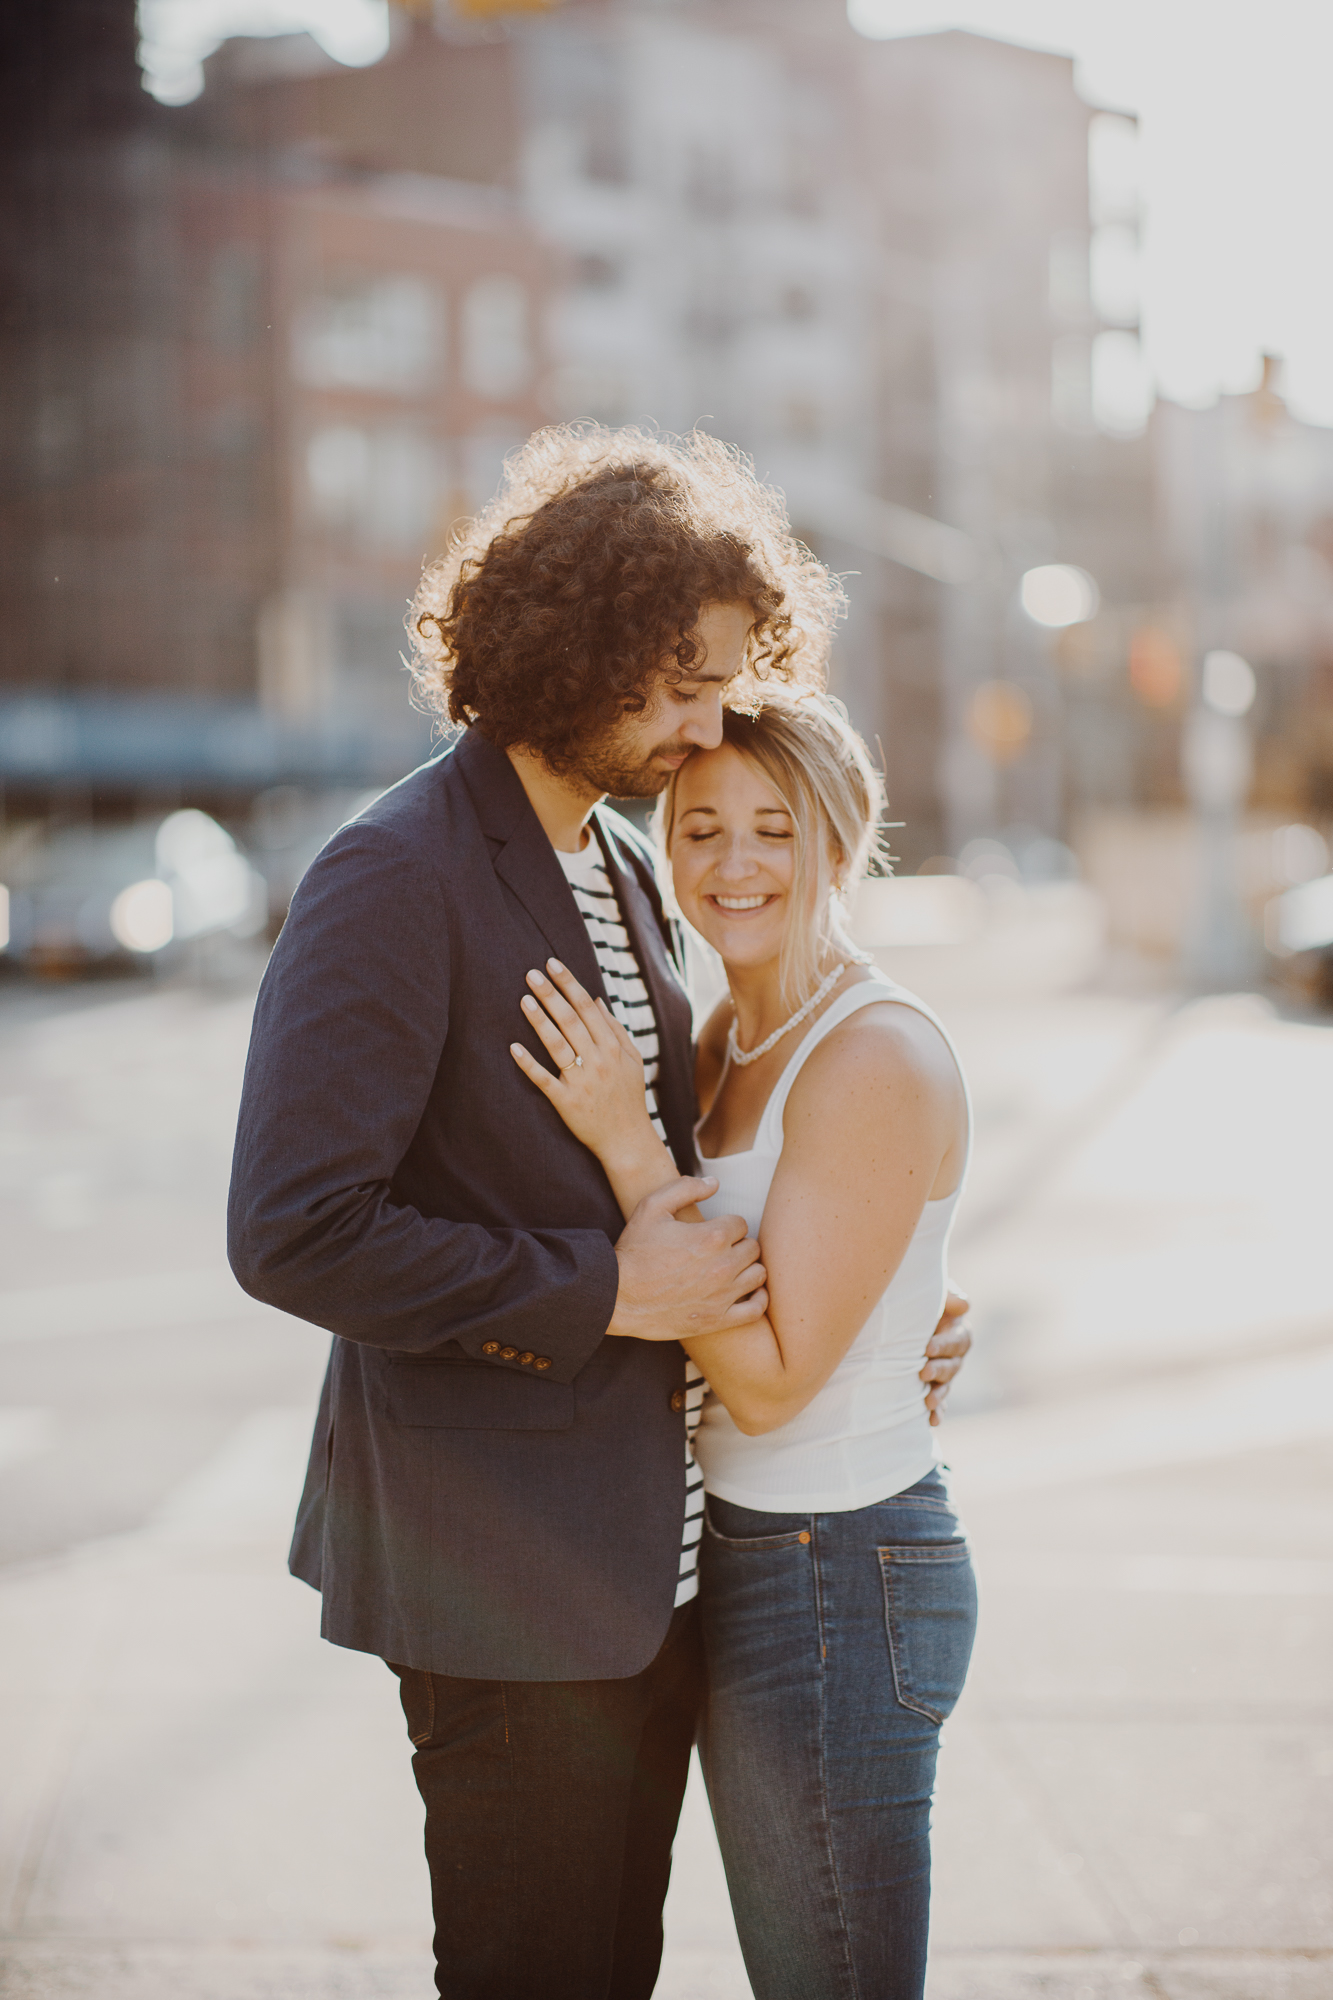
left=2, top=0, right=1178, bottom=856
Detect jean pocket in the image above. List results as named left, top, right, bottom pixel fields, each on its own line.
left=704, top=1508, right=812, bottom=1553
left=877, top=1543, right=978, bottom=1724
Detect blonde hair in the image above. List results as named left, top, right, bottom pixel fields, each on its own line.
left=656, top=693, right=887, bottom=1006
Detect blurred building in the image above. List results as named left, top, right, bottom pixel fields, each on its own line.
left=0, top=1, right=203, bottom=761
left=249, top=160, right=555, bottom=734
left=506, top=5, right=1164, bottom=865
left=188, top=3, right=881, bottom=763
left=0, top=0, right=1216, bottom=872
left=1155, top=358, right=1333, bottom=818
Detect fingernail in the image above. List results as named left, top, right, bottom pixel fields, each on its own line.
left=528, top=969, right=546, bottom=985
left=521, top=995, right=537, bottom=1010
left=547, top=958, right=566, bottom=974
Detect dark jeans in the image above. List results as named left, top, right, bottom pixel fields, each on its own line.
left=388, top=1601, right=702, bottom=2000
left=699, top=1469, right=978, bottom=2000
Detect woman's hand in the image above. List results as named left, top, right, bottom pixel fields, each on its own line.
left=510, top=958, right=656, bottom=1164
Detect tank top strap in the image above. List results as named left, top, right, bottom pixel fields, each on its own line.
left=752, top=972, right=897, bottom=1151
left=753, top=969, right=973, bottom=1167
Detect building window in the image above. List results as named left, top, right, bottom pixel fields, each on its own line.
left=462, top=275, right=532, bottom=401
left=685, top=144, right=736, bottom=219
left=293, top=274, right=443, bottom=395
left=584, top=102, right=629, bottom=185
left=780, top=284, right=817, bottom=323
left=1089, top=224, right=1141, bottom=327
left=1048, top=232, right=1090, bottom=324
left=1051, top=335, right=1094, bottom=435
left=210, top=401, right=261, bottom=523
left=1088, top=113, right=1140, bottom=226
left=1091, top=330, right=1153, bottom=438
left=574, top=252, right=622, bottom=291
left=209, top=243, right=262, bottom=352
left=306, top=425, right=440, bottom=550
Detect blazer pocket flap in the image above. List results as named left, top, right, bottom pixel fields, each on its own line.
left=383, top=1358, right=574, bottom=1430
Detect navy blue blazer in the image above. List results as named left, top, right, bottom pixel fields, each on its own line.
left=227, top=728, right=698, bottom=1680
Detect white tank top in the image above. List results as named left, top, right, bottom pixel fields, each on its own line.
left=693, top=970, right=971, bottom=1513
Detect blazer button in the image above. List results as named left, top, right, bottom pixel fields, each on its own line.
left=481, top=1341, right=501, bottom=1356
left=670, top=1389, right=685, bottom=1412
left=533, top=1355, right=552, bottom=1370
left=518, top=1351, right=535, bottom=1366
left=500, top=1346, right=518, bottom=1361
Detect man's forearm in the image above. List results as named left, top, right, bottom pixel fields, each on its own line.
left=230, top=1188, right=619, bottom=1385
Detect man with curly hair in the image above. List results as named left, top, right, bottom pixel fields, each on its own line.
left=229, top=427, right=970, bottom=1999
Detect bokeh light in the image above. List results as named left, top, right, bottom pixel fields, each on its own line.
left=1020, top=565, right=1100, bottom=629
left=1128, top=627, right=1184, bottom=707
left=967, top=680, right=1034, bottom=761
left=109, top=878, right=175, bottom=953
left=1201, top=650, right=1257, bottom=718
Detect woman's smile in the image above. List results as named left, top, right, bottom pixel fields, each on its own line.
left=706, top=892, right=780, bottom=915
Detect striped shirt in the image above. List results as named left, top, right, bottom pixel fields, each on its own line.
left=556, top=835, right=706, bottom=1608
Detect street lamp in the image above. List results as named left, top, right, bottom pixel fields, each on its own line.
left=1181, top=649, right=1259, bottom=986
left=1014, top=566, right=1099, bottom=856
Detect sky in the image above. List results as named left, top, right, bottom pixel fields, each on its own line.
left=137, top=0, right=1333, bottom=428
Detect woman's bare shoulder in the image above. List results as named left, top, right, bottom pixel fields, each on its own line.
left=785, top=999, right=963, bottom=1136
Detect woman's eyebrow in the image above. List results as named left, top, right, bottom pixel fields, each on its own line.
left=755, top=805, right=790, bottom=816
left=678, top=805, right=718, bottom=819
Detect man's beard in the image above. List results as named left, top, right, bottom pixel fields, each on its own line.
left=571, top=733, right=693, bottom=800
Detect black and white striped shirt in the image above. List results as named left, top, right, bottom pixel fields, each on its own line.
left=556, top=836, right=706, bottom=1608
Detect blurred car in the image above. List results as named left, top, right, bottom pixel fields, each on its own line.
left=1265, top=870, right=1333, bottom=1007
left=0, top=809, right=266, bottom=976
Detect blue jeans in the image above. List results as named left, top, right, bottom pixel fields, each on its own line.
left=699, top=1469, right=977, bottom=2000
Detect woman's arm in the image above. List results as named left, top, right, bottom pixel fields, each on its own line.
left=678, top=1003, right=965, bottom=1431
left=514, top=962, right=965, bottom=1436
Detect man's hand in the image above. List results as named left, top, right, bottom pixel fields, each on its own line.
left=607, top=1177, right=768, bottom=1343
left=920, top=1287, right=972, bottom=1426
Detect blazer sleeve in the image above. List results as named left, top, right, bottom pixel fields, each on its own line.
left=226, top=817, right=618, bottom=1385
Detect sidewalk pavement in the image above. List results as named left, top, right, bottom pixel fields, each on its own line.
left=1, top=974, right=1331, bottom=1998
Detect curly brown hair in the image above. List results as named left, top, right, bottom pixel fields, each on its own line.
left=408, top=424, right=844, bottom=774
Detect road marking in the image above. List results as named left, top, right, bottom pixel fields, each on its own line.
left=0, top=1267, right=282, bottom=1344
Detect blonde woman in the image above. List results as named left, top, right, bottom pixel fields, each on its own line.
left=511, top=692, right=977, bottom=2000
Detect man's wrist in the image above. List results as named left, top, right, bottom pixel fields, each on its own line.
left=606, top=1254, right=672, bottom=1343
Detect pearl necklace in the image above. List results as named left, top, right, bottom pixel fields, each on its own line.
left=726, top=960, right=851, bottom=1068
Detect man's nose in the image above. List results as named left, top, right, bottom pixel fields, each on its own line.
left=681, top=693, right=724, bottom=750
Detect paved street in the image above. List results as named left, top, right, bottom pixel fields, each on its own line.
left=1, top=955, right=1331, bottom=1999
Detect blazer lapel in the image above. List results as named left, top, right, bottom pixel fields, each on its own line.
left=455, top=729, right=605, bottom=998
left=454, top=730, right=697, bottom=1165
